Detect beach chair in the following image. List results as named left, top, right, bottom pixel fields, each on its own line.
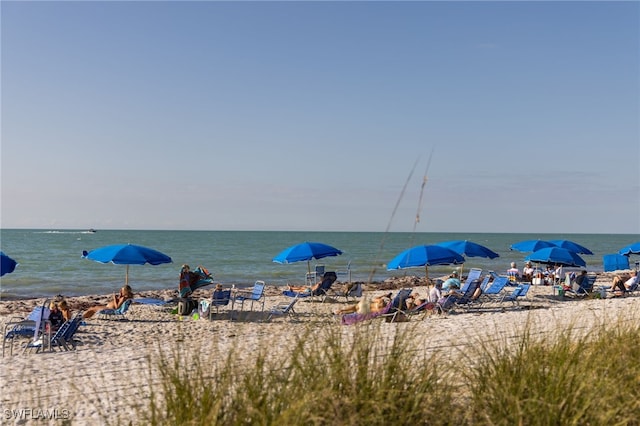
left=626, top=274, right=640, bottom=294
left=497, top=284, right=530, bottom=308
left=283, top=273, right=338, bottom=302
left=380, top=288, right=414, bottom=322
left=97, top=299, right=132, bottom=320
left=478, top=275, right=491, bottom=292
left=306, top=264, right=326, bottom=287
left=332, top=282, right=363, bottom=302
left=266, top=295, right=300, bottom=322
left=208, top=289, right=232, bottom=319
left=232, top=281, right=266, bottom=313
left=476, top=276, right=509, bottom=307
left=311, top=272, right=338, bottom=302
left=460, top=268, right=483, bottom=293
left=3, top=301, right=51, bottom=357
left=24, top=313, right=83, bottom=354
left=436, top=281, right=482, bottom=314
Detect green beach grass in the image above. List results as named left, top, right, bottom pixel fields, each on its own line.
left=137, top=317, right=640, bottom=426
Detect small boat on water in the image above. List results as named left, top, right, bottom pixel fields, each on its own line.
left=87, top=229, right=97, bottom=234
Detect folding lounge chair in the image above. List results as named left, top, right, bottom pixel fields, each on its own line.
left=3, top=302, right=51, bottom=357
left=380, top=288, right=413, bottom=322
left=498, top=284, right=530, bottom=308
left=24, top=313, right=83, bottom=353
left=476, top=276, right=509, bottom=307
left=626, top=274, right=640, bottom=294
left=311, top=272, right=338, bottom=301
left=460, top=268, right=483, bottom=293
left=436, top=281, right=481, bottom=314
left=53, top=313, right=83, bottom=351
left=97, top=299, right=132, bottom=320
left=208, top=289, right=232, bottom=319
left=266, top=295, right=300, bottom=322
left=332, top=282, right=363, bottom=302
left=232, top=281, right=266, bottom=313
left=282, top=273, right=338, bottom=302
left=478, top=275, right=491, bottom=292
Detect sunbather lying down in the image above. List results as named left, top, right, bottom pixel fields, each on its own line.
left=287, top=272, right=338, bottom=295
left=334, top=293, right=392, bottom=315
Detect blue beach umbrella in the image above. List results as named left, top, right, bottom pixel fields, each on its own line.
left=1, top=252, right=18, bottom=276
left=618, top=241, right=640, bottom=256
left=436, top=240, right=499, bottom=277
left=436, top=240, right=500, bottom=259
left=548, top=240, right=593, bottom=255
left=273, top=241, right=343, bottom=273
left=510, top=240, right=555, bottom=253
left=82, top=243, right=172, bottom=286
left=525, top=247, right=586, bottom=267
left=387, top=245, right=465, bottom=280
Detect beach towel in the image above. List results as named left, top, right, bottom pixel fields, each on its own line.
left=340, top=303, right=392, bottom=326
left=179, top=265, right=215, bottom=298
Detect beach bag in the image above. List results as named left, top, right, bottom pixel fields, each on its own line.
left=178, top=298, right=198, bottom=316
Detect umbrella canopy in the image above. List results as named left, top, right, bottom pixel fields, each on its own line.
left=1, top=251, right=18, bottom=277
left=436, top=240, right=499, bottom=259
left=82, top=244, right=172, bottom=285
left=524, top=247, right=586, bottom=267
left=387, top=245, right=465, bottom=280
left=510, top=240, right=555, bottom=252
left=619, top=241, right=640, bottom=256
left=548, top=240, right=593, bottom=255
left=273, top=241, right=343, bottom=274
left=273, top=242, right=342, bottom=264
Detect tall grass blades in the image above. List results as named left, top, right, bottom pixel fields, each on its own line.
left=465, top=320, right=640, bottom=425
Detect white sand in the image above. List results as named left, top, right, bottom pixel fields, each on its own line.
left=1, top=273, right=639, bottom=425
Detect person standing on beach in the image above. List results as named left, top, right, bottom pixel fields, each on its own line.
left=179, top=264, right=192, bottom=298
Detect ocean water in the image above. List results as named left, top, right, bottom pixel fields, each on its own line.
left=0, top=229, right=637, bottom=300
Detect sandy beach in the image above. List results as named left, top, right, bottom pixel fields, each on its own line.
left=1, top=271, right=639, bottom=425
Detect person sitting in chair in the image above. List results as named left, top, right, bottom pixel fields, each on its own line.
left=507, top=262, right=521, bottom=282
left=612, top=271, right=637, bottom=295
left=288, top=272, right=338, bottom=295
left=48, top=301, right=65, bottom=330
left=442, top=271, right=461, bottom=291
left=83, top=285, right=133, bottom=319
left=572, top=270, right=591, bottom=294
left=522, top=261, right=535, bottom=282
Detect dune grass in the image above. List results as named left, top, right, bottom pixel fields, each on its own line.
left=139, top=317, right=640, bottom=425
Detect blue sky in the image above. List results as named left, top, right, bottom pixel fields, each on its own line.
left=1, top=1, right=638, bottom=233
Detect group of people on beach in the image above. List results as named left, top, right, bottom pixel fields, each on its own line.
left=334, top=270, right=479, bottom=318
left=55, top=258, right=640, bottom=324
left=48, top=296, right=72, bottom=330
left=507, top=261, right=569, bottom=285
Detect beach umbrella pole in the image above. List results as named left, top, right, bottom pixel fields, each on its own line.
left=126, top=265, right=129, bottom=286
